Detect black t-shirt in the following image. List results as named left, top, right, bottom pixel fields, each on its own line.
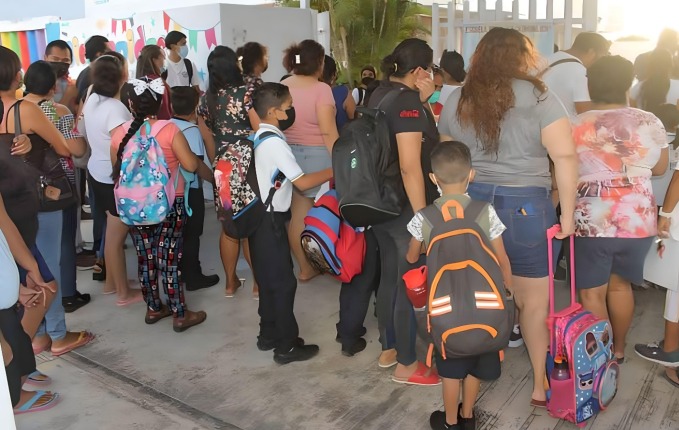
left=76, top=66, right=91, bottom=102
left=368, top=81, right=439, bottom=205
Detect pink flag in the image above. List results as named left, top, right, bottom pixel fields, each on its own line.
left=111, top=19, right=117, bottom=35
left=163, top=12, right=170, bottom=32
left=205, top=27, right=217, bottom=49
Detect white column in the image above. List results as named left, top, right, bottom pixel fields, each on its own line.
left=495, top=0, right=503, bottom=21
left=447, top=1, right=456, bottom=51
left=529, top=0, right=537, bottom=20
left=582, top=0, right=598, bottom=31
left=512, top=0, right=520, bottom=21
left=463, top=0, right=471, bottom=23
left=300, top=0, right=308, bottom=8
left=546, top=0, right=554, bottom=20
left=564, top=0, right=573, bottom=47
left=479, top=0, right=487, bottom=21
left=432, top=2, right=441, bottom=62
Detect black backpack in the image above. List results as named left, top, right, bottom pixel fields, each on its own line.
left=332, top=88, right=406, bottom=227
left=161, top=58, right=194, bottom=85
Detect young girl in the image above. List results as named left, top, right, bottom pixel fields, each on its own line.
left=110, top=76, right=213, bottom=332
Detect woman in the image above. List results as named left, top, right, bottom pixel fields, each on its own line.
left=282, top=40, right=338, bottom=282
left=80, top=52, right=142, bottom=305
left=135, top=45, right=172, bottom=120
left=237, top=41, right=268, bottom=130
left=438, top=28, right=578, bottom=407
left=437, top=49, right=466, bottom=107
left=111, top=76, right=212, bottom=331
left=197, top=46, right=257, bottom=298
left=0, top=47, right=93, bottom=364
left=322, top=55, right=355, bottom=132
left=573, top=56, right=668, bottom=363
left=368, top=38, right=440, bottom=385
left=631, top=49, right=679, bottom=111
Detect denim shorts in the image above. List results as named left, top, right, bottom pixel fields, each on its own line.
left=289, top=144, right=331, bottom=198
left=17, top=245, right=55, bottom=285
left=467, top=182, right=559, bottom=278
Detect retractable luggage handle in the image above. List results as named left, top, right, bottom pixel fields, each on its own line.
left=546, top=225, right=577, bottom=316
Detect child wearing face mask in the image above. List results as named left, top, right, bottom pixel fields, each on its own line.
left=405, top=141, right=512, bottom=430
left=249, top=82, right=333, bottom=365
left=164, top=31, right=202, bottom=91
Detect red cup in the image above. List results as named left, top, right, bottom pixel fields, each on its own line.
left=403, top=266, right=428, bottom=309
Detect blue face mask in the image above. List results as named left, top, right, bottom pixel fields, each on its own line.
left=428, top=90, right=441, bottom=104
left=179, top=45, right=189, bottom=59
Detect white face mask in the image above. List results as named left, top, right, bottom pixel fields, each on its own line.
left=432, top=172, right=473, bottom=197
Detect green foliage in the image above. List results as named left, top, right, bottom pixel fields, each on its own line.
left=277, top=0, right=429, bottom=85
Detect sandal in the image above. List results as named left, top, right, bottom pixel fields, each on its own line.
left=26, top=371, right=51, bottom=386
left=391, top=362, right=441, bottom=386
left=225, top=278, right=245, bottom=298
left=116, top=292, right=144, bottom=307
left=14, top=390, right=60, bottom=414
left=51, top=331, right=94, bottom=357
left=32, top=337, right=52, bottom=355
left=530, top=398, right=547, bottom=408
left=145, top=305, right=172, bottom=325
left=664, top=370, right=679, bottom=388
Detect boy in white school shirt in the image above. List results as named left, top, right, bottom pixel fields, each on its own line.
left=250, top=83, right=333, bottom=365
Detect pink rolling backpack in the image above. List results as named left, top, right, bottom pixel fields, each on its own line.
left=546, top=226, right=620, bottom=426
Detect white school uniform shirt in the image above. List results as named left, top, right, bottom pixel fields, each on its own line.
left=542, top=52, right=590, bottom=118
left=254, top=124, right=304, bottom=212
left=165, top=58, right=202, bottom=89
left=0, top=229, right=20, bottom=310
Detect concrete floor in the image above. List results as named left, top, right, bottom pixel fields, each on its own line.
left=12, top=208, right=679, bottom=430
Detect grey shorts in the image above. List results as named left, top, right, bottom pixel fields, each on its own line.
left=573, top=236, right=655, bottom=290
left=289, top=144, right=331, bottom=199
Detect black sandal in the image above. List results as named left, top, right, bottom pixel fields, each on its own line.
left=62, top=291, right=91, bottom=313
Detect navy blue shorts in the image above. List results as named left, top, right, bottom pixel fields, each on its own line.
left=467, top=183, right=559, bottom=278
left=574, top=236, right=654, bottom=289
left=17, top=245, right=55, bottom=285
left=435, top=350, right=501, bottom=381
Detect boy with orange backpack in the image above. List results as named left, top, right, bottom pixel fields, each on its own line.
left=405, top=141, right=513, bottom=430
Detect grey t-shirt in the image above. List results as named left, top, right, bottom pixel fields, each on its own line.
left=438, top=79, right=567, bottom=188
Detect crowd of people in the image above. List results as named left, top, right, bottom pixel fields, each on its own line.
left=1, top=24, right=678, bottom=430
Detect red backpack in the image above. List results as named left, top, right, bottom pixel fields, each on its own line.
left=301, top=190, right=366, bottom=283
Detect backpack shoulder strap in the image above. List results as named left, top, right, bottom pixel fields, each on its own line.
left=549, top=58, right=581, bottom=68
left=148, top=120, right=173, bottom=137
left=464, top=200, right=488, bottom=223
left=420, top=204, right=445, bottom=250
left=252, top=131, right=278, bottom=149
left=358, top=88, right=365, bottom=105
left=161, top=69, right=168, bottom=80
left=184, top=59, right=194, bottom=84
left=375, top=87, right=405, bottom=111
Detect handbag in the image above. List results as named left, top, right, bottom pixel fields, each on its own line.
left=14, top=102, right=78, bottom=212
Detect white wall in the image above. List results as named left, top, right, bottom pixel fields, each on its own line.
left=218, top=4, right=318, bottom=82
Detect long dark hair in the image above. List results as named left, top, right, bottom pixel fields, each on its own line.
left=136, top=45, right=163, bottom=78
left=639, top=49, right=673, bottom=111
left=236, top=42, right=266, bottom=76
left=283, top=39, right=325, bottom=76
left=0, top=46, right=22, bottom=124
left=206, top=46, right=243, bottom=122
left=381, top=38, right=433, bottom=79
left=322, top=55, right=337, bottom=85
left=111, top=76, right=162, bottom=181
left=92, top=52, right=125, bottom=97
left=457, top=27, right=545, bottom=155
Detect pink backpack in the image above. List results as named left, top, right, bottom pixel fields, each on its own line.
left=546, top=226, right=620, bottom=426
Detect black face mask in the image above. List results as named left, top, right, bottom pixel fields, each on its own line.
left=49, top=61, right=70, bottom=79
left=279, top=107, right=296, bottom=131
left=361, top=76, right=375, bottom=86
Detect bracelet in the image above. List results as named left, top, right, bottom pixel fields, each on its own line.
left=659, top=207, right=673, bottom=218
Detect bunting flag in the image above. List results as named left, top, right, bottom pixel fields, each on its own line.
left=205, top=28, right=217, bottom=49
left=189, top=30, right=198, bottom=52
left=162, top=11, right=220, bottom=52
left=163, top=12, right=170, bottom=32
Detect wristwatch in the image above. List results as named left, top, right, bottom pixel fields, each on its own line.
left=659, top=207, right=673, bottom=218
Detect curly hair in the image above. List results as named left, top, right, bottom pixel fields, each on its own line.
left=457, top=27, right=546, bottom=155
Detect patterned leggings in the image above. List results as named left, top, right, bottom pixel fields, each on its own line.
left=129, top=197, right=187, bottom=317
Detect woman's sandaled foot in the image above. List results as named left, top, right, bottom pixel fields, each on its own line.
left=225, top=278, right=244, bottom=298
left=14, top=390, right=60, bottom=414
left=378, top=349, right=398, bottom=368
left=145, top=305, right=172, bottom=325
left=664, top=368, right=679, bottom=387
left=32, top=335, right=52, bottom=355
left=51, top=331, right=94, bottom=356
left=173, top=310, right=207, bottom=332
left=26, top=371, right=51, bottom=386
left=116, top=289, right=144, bottom=307
left=391, top=362, right=440, bottom=386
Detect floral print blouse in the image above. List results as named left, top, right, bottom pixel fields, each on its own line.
left=244, top=74, right=263, bottom=113
left=572, top=108, right=667, bottom=238
left=198, top=85, right=251, bottom=155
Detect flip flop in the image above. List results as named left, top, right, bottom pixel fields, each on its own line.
left=14, top=390, right=60, bottom=414
left=225, top=278, right=246, bottom=298
left=391, top=362, right=441, bottom=386
left=531, top=398, right=547, bottom=408
left=31, top=338, right=52, bottom=355
left=116, top=293, right=144, bottom=307
left=26, top=371, right=51, bottom=386
left=664, top=371, right=679, bottom=388
left=50, top=331, right=94, bottom=357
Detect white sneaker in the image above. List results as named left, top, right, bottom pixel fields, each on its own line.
left=508, top=324, right=524, bottom=348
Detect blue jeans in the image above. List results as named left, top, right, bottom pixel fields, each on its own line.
left=467, top=183, right=559, bottom=278
left=35, top=210, right=67, bottom=341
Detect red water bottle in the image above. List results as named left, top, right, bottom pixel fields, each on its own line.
left=402, top=266, right=428, bottom=309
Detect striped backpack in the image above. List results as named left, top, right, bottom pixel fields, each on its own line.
left=420, top=199, right=513, bottom=361
left=301, top=189, right=366, bottom=283
left=114, top=121, right=176, bottom=226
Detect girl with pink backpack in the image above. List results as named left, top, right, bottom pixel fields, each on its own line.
left=110, top=76, right=213, bottom=332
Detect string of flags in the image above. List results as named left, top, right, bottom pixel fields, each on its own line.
left=162, top=12, right=219, bottom=52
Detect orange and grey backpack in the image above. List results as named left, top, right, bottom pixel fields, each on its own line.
left=420, top=198, right=514, bottom=362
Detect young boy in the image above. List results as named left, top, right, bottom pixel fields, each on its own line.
left=250, top=83, right=333, bottom=364
left=164, top=31, right=201, bottom=91
left=170, top=87, right=220, bottom=291
left=405, top=141, right=512, bottom=430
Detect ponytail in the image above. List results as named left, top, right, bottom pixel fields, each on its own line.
left=380, top=39, right=433, bottom=79
left=111, top=76, right=162, bottom=181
